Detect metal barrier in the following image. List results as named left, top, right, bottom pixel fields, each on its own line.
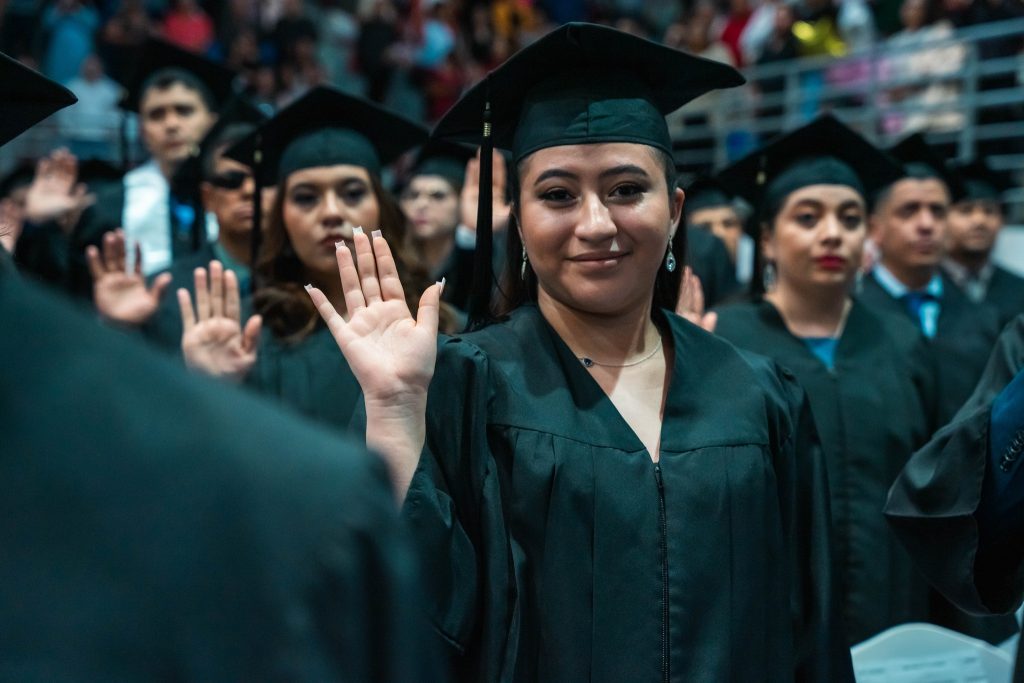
left=672, top=17, right=1024, bottom=222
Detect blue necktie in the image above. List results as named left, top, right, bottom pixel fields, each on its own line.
left=902, top=292, right=935, bottom=336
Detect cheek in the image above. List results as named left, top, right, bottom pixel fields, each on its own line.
left=351, top=196, right=381, bottom=228
left=283, top=203, right=316, bottom=246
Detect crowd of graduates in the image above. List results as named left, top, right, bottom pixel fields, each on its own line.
left=2, top=19, right=1024, bottom=683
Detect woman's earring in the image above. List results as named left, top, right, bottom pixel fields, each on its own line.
left=762, top=261, right=777, bottom=291
left=665, top=244, right=677, bottom=273
left=520, top=246, right=529, bottom=280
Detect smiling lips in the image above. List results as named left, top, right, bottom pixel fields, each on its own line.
left=570, top=251, right=629, bottom=264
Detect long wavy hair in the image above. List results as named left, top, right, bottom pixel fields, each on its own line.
left=495, top=147, right=684, bottom=317
left=254, top=171, right=448, bottom=343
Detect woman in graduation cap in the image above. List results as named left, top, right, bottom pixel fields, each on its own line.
left=308, top=23, right=852, bottom=682
left=711, top=114, right=939, bottom=645
left=178, top=85, right=450, bottom=429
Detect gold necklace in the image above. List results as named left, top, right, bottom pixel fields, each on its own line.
left=579, top=338, right=664, bottom=369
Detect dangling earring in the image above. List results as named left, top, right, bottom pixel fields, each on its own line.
left=762, top=261, right=777, bottom=291
left=665, top=244, right=677, bottom=273
left=520, top=246, right=529, bottom=280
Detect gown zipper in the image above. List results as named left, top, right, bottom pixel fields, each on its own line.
left=655, top=462, right=669, bottom=683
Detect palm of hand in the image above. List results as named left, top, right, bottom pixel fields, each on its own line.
left=95, top=274, right=159, bottom=323
left=341, top=299, right=437, bottom=399
left=25, top=174, right=80, bottom=222
left=183, top=318, right=256, bottom=380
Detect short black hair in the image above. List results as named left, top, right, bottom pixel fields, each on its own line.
left=139, top=67, right=217, bottom=113
left=202, top=122, right=258, bottom=179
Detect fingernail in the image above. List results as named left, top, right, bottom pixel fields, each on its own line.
left=353, top=226, right=364, bottom=235
left=371, top=229, right=382, bottom=239
left=304, top=283, right=313, bottom=292
left=438, top=277, right=446, bottom=294
left=335, top=241, right=346, bottom=251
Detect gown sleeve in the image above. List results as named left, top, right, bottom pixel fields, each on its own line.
left=401, top=337, right=511, bottom=679
left=768, top=363, right=855, bottom=682
left=885, top=315, right=1024, bottom=616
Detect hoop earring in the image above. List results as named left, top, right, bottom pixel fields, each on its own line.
left=665, top=244, right=677, bottom=273
left=520, top=246, right=528, bottom=280
left=762, top=261, right=777, bottom=291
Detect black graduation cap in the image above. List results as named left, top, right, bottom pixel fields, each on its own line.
left=76, top=158, right=124, bottom=187
left=949, top=159, right=1015, bottom=203
left=683, top=176, right=735, bottom=220
left=0, top=161, right=35, bottom=199
left=116, top=38, right=238, bottom=112
left=433, top=22, right=744, bottom=162
left=886, top=133, right=966, bottom=201
left=225, top=85, right=429, bottom=186
left=0, top=52, right=77, bottom=148
left=172, top=95, right=267, bottom=196
left=408, top=139, right=476, bottom=190
left=716, top=113, right=904, bottom=223
left=431, top=22, right=745, bottom=329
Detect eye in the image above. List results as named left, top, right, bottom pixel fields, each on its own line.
left=931, top=205, right=948, bottom=220
left=794, top=212, right=818, bottom=227
left=841, top=212, right=864, bottom=230
left=147, top=107, right=167, bottom=122
left=429, top=191, right=449, bottom=202
left=610, top=183, right=645, bottom=199
left=539, top=188, right=573, bottom=203
left=174, top=104, right=195, bottom=117
left=341, top=185, right=369, bottom=204
left=289, top=190, right=319, bottom=208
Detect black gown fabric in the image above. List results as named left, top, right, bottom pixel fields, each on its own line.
left=858, top=270, right=1002, bottom=425
left=885, top=315, right=1024, bottom=680
left=245, top=325, right=363, bottom=432
left=405, top=304, right=853, bottom=682
left=140, top=241, right=217, bottom=352
left=0, top=265, right=439, bottom=682
left=987, top=266, right=1024, bottom=328
left=715, top=299, right=936, bottom=644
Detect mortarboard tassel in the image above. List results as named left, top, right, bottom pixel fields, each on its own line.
left=466, top=85, right=494, bottom=331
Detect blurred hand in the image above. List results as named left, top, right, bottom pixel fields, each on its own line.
left=23, top=148, right=95, bottom=230
left=675, top=266, right=718, bottom=333
left=460, top=149, right=511, bottom=235
left=0, top=197, right=25, bottom=253
left=180, top=260, right=262, bottom=382
left=87, top=229, right=171, bottom=325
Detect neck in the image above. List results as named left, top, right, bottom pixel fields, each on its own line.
left=217, top=229, right=251, bottom=266
left=538, top=289, right=659, bottom=364
left=157, top=158, right=178, bottom=181
left=415, top=233, right=454, bottom=272
left=766, top=280, right=850, bottom=338
left=312, top=270, right=347, bottom=319
left=880, top=257, right=935, bottom=290
left=948, top=249, right=990, bottom=274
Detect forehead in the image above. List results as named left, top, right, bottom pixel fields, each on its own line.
left=887, top=177, right=950, bottom=205
left=519, top=142, right=664, bottom=179
left=285, top=164, right=371, bottom=189
left=140, top=82, right=209, bottom=114
left=407, top=174, right=456, bottom=194
left=211, top=152, right=251, bottom=174
left=783, top=183, right=865, bottom=208
left=689, top=205, right=740, bottom=222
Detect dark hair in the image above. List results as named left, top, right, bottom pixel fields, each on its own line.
left=495, top=145, right=683, bottom=316
left=202, top=122, right=258, bottom=178
left=254, top=170, right=450, bottom=342
left=139, top=67, right=217, bottom=112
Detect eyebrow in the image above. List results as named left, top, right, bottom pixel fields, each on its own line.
left=533, top=164, right=651, bottom=185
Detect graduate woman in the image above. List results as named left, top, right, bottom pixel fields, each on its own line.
left=308, top=24, right=852, bottom=682
left=712, top=115, right=938, bottom=645
left=178, top=86, right=446, bottom=429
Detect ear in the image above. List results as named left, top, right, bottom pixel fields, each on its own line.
left=867, top=212, right=883, bottom=242
left=200, top=181, right=213, bottom=210
left=760, top=222, right=777, bottom=262
left=671, top=187, right=685, bottom=231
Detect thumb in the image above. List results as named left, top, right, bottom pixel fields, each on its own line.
left=702, top=311, right=718, bottom=334
left=415, top=278, right=444, bottom=336
left=242, top=314, right=263, bottom=354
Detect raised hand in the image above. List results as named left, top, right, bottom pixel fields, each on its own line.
left=23, top=148, right=95, bottom=229
left=306, top=228, right=443, bottom=499
left=675, top=266, right=718, bottom=333
left=0, top=197, right=25, bottom=253
left=179, top=260, right=262, bottom=382
left=87, top=229, right=172, bottom=325
left=460, top=149, right=511, bottom=234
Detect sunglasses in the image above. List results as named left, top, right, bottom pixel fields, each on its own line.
left=207, top=170, right=251, bottom=190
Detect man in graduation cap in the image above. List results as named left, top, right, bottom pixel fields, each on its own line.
left=0, top=52, right=441, bottom=682
left=682, top=175, right=747, bottom=304
left=86, top=97, right=268, bottom=352
left=63, top=38, right=235, bottom=296
left=942, top=159, right=1024, bottom=326
left=859, top=134, right=1003, bottom=425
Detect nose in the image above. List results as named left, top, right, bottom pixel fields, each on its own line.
left=321, top=191, right=344, bottom=227
left=240, top=175, right=254, bottom=199
left=575, top=191, right=617, bottom=242
left=820, top=212, right=842, bottom=244
left=916, top=208, right=937, bottom=234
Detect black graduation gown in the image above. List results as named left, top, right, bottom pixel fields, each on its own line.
left=405, top=305, right=852, bottom=682
left=885, top=315, right=1024, bottom=680
left=139, top=241, right=221, bottom=353
left=245, top=324, right=363, bottom=432
left=686, top=226, right=740, bottom=308
left=858, top=270, right=1002, bottom=426
left=987, top=266, right=1024, bottom=328
left=714, top=299, right=936, bottom=644
left=0, top=265, right=440, bottom=682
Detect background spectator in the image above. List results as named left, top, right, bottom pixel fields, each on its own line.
left=40, top=0, right=100, bottom=84
left=57, top=53, right=121, bottom=161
